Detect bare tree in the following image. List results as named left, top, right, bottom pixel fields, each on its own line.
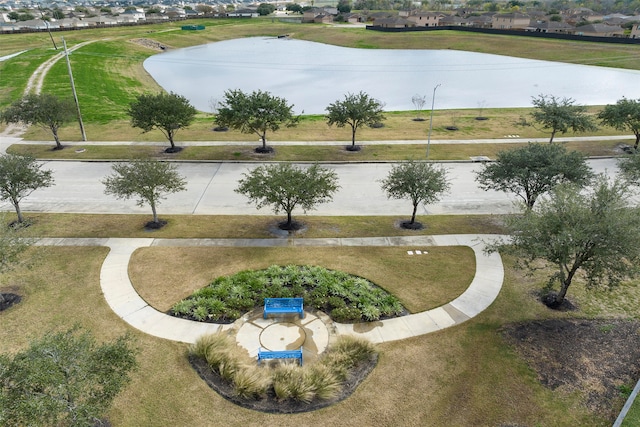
left=411, top=94, right=427, bottom=121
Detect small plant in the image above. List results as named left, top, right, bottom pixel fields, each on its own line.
left=618, top=383, right=634, bottom=397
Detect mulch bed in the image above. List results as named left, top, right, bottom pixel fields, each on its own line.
left=0, top=293, right=21, bottom=312
left=189, top=353, right=378, bottom=413
left=501, top=318, right=640, bottom=421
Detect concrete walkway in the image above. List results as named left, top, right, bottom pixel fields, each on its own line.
left=36, top=234, right=505, bottom=347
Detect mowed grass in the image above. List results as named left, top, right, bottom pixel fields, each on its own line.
left=1, top=245, right=623, bottom=426
left=129, top=246, right=475, bottom=313
left=7, top=137, right=627, bottom=161
left=19, top=213, right=508, bottom=238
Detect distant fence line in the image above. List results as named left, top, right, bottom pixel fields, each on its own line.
left=366, top=24, right=640, bottom=45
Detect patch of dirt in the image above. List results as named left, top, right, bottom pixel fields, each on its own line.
left=501, top=318, right=640, bottom=421
left=0, top=293, right=22, bottom=312
left=129, top=38, right=170, bottom=51
left=189, top=353, right=378, bottom=413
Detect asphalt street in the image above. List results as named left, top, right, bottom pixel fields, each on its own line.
left=0, top=158, right=621, bottom=217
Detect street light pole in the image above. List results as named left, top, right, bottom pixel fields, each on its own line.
left=426, top=83, right=441, bottom=159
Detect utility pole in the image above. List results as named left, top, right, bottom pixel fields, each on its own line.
left=426, top=83, right=441, bottom=159
left=62, top=37, right=87, bottom=141
left=38, top=5, right=57, bottom=50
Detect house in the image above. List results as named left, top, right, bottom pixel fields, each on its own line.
left=492, top=12, right=530, bottom=30
left=83, top=15, right=119, bottom=26
left=303, top=7, right=337, bottom=23
left=373, top=17, right=414, bottom=28
left=227, top=9, right=258, bottom=18
left=406, top=12, right=444, bottom=27
left=343, top=13, right=366, bottom=24
left=631, top=23, right=640, bottom=38
left=575, top=23, right=624, bottom=37
left=120, top=9, right=146, bottom=22
left=526, top=21, right=574, bottom=34
left=439, top=14, right=467, bottom=26
left=465, top=14, right=493, bottom=28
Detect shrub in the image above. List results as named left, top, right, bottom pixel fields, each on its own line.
left=172, top=265, right=405, bottom=323
left=331, top=306, right=362, bottom=323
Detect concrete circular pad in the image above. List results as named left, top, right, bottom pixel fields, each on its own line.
left=260, top=322, right=306, bottom=351
left=235, top=310, right=334, bottom=364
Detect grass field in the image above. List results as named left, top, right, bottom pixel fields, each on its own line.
left=2, top=19, right=640, bottom=426
left=2, top=18, right=640, bottom=145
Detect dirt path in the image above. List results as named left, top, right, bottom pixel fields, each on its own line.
left=1, top=40, right=98, bottom=140
left=24, top=40, right=97, bottom=97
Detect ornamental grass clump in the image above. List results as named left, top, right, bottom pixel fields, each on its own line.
left=190, top=333, right=377, bottom=405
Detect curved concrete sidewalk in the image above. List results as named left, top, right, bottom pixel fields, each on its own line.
left=36, top=235, right=505, bottom=345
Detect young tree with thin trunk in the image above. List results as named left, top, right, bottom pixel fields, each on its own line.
left=530, top=94, right=597, bottom=143
left=102, top=160, right=187, bottom=228
left=326, top=91, right=386, bottom=151
left=475, top=143, right=593, bottom=210
left=380, top=161, right=450, bottom=229
left=235, top=163, right=339, bottom=230
left=411, top=94, right=426, bottom=121
left=215, top=89, right=299, bottom=153
left=493, top=176, right=640, bottom=308
left=0, top=94, right=75, bottom=150
left=0, top=154, right=54, bottom=224
left=598, top=98, right=640, bottom=150
left=127, top=92, right=197, bottom=153
left=0, top=214, right=30, bottom=306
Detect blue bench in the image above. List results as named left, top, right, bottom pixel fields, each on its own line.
left=263, top=297, right=304, bottom=319
left=257, top=347, right=303, bottom=366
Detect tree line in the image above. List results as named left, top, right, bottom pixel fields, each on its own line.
left=5, top=91, right=640, bottom=153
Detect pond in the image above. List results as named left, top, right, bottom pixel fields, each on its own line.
left=144, top=36, right=640, bottom=115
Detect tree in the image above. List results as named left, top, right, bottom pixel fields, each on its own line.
left=235, top=163, right=339, bottom=230
left=286, top=3, right=303, bottom=13
left=0, top=215, right=30, bottom=307
left=494, top=176, right=640, bottom=308
left=257, top=3, right=276, bottom=15
left=0, top=154, right=54, bottom=224
left=1, top=93, right=75, bottom=150
left=102, top=160, right=187, bottom=228
left=411, top=94, right=427, bottom=121
left=475, top=143, right=593, bottom=210
left=215, top=89, right=298, bottom=153
left=529, top=94, right=597, bottom=143
left=326, top=91, right=386, bottom=151
left=598, top=98, right=640, bottom=149
left=380, top=161, right=450, bottom=229
left=127, top=92, right=197, bottom=153
left=337, top=0, right=352, bottom=12
left=52, top=8, right=65, bottom=19
left=617, top=152, right=640, bottom=184
left=196, top=4, right=214, bottom=14
left=0, top=326, right=137, bottom=426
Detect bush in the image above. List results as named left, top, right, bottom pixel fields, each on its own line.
left=171, top=265, right=406, bottom=324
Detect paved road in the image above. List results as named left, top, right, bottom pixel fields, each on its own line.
left=1, top=158, right=620, bottom=216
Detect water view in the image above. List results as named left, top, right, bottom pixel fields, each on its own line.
left=144, top=37, right=640, bottom=115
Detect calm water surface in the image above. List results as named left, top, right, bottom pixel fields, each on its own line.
left=144, top=37, right=640, bottom=114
